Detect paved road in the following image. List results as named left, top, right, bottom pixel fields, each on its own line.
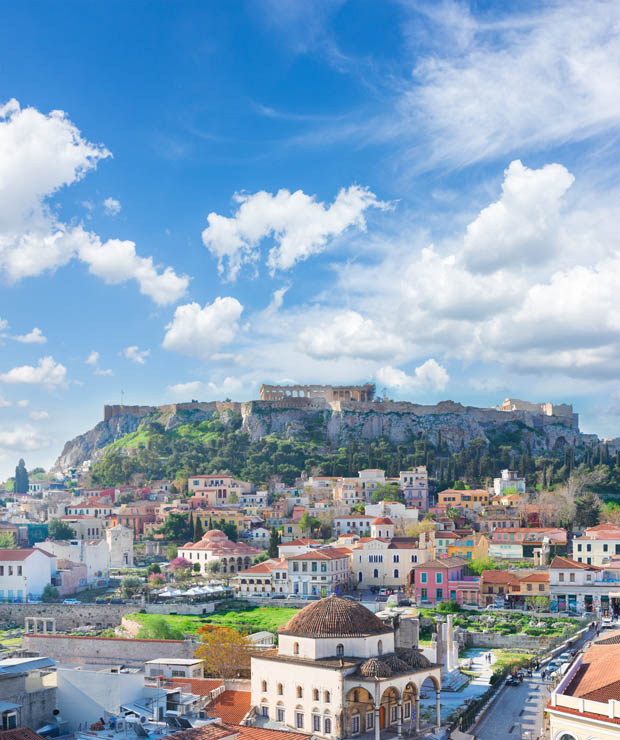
left=475, top=624, right=596, bottom=740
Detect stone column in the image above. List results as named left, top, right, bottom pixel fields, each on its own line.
left=415, top=697, right=420, bottom=733
left=411, top=617, right=420, bottom=648
left=396, top=699, right=402, bottom=739
left=435, top=691, right=441, bottom=733
left=374, top=707, right=380, bottom=740
left=446, top=614, right=455, bottom=671
left=435, top=621, right=444, bottom=668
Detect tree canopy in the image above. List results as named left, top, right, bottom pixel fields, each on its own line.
left=48, top=519, right=76, bottom=540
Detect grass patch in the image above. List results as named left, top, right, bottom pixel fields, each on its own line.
left=127, top=605, right=299, bottom=638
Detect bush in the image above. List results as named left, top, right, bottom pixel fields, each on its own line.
left=436, top=600, right=461, bottom=613
left=524, top=627, right=544, bottom=636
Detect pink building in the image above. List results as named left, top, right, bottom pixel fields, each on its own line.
left=410, top=557, right=480, bottom=606
left=491, top=527, right=566, bottom=544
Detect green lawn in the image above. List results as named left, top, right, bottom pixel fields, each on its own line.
left=127, top=606, right=299, bottom=637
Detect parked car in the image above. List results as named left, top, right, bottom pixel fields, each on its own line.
left=109, top=598, right=125, bottom=604
left=63, top=599, right=81, bottom=604
left=506, top=673, right=523, bottom=686
left=397, top=598, right=412, bottom=606
left=375, top=595, right=388, bottom=603
left=287, top=593, right=299, bottom=599
left=306, top=595, right=321, bottom=601
left=271, top=594, right=286, bottom=599
left=602, top=616, right=615, bottom=629
left=95, top=598, right=107, bottom=605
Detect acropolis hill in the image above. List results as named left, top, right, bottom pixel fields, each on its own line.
left=54, top=385, right=587, bottom=472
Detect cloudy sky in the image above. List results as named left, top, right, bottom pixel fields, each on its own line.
left=1, top=0, right=620, bottom=479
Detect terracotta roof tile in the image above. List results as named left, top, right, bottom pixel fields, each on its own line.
left=159, top=722, right=236, bottom=740
left=0, top=729, right=46, bottom=740
left=232, top=724, right=309, bottom=740
left=165, top=678, right=224, bottom=696
left=207, top=691, right=252, bottom=724
left=481, top=570, right=520, bottom=585
left=278, top=595, right=392, bottom=638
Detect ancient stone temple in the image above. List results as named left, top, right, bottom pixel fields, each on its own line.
left=259, top=384, right=375, bottom=403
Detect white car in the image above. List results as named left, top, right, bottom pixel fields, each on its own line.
left=602, top=617, right=614, bottom=628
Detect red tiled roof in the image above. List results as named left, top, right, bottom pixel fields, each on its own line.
left=563, top=643, right=620, bottom=701
left=280, top=539, right=320, bottom=547
left=550, top=555, right=600, bottom=570
left=481, top=570, right=520, bottom=585
left=207, top=690, right=252, bottom=724
left=371, top=517, right=393, bottom=525
left=165, top=678, right=224, bottom=696
left=0, top=548, right=54, bottom=560
left=233, top=725, right=309, bottom=740
left=0, top=728, right=46, bottom=740
left=159, top=722, right=236, bottom=740
left=288, top=547, right=351, bottom=561
left=519, top=571, right=549, bottom=582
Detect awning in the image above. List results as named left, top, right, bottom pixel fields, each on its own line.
left=0, top=701, right=21, bottom=713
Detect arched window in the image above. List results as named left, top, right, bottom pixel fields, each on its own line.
left=313, top=689, right=319, bottom=701
left=277, top=683, right=283, bottom=695
left=373, top=568, right=379, bottom=578
left=293, top=642, right=300, bottom=655
left=353, top=690, right=359, bottom=703
left=297, top=686, right=303, bottom=699
left=394, top=568, right=399, bottom=578
left=261, top=680, right=267, bottom=692
left=336, top=643, right=344, bottom=657
left=324, top=691, right=331, bottom=703
left=377, top=639, right=383, bottom=655
left=324, top=718, right=331, bottom=734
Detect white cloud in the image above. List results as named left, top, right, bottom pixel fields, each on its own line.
left=0, top=100, right=188, bottom=305
left=0, top=424, right=50, bottom=452
left=377, top=360, right=449, bottom=392
left=168, top=381, right=203, bottom=396
left=202, top=185, right=388, bottom=280
left=85, top=351, right=99, bottom=365
left=103, top=197, right=121, bottom=216
left=163, top=297, right=243, bottom=360
left=122, top=346, right=150, bottom=364
left=94, top=367, right=114, bottom=376
left=29, top=410, right=49, bottom=421
left=14, top=327, right=47, bottom=344
left=402, top=1, right=620, bottom=167
left=262, top=286, right=289, bottom=318
left=205, top=376, right=244, bottom=397
left=299, top=310, right=404, bottom=360
left=78, top=236, right=189, bottom=305
left=462, top=160, right=574, bottom=273
left=0, top=396, right=10, bottom=408
left=0, top=318, right=8, bottom=331
left=0, top=356, right=67, bottom=388
left=16, top=399, right=29, bottom=407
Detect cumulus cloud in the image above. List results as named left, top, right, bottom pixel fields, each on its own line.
left=163, top=297, right=243, bottom=360
left=299, top=310, right=404, bottom=360
left=402, top=0, right=620, bottom=167
left=168, top=380, right=203, bottom=396
left=462, top=160, right=574, bottom=273
left=14, top=327, right=47, bottom=344
left=29, top=410, right=49, bottom=421
left=0, top=424, right=50, bottom=452
left=103, top=197, right=121, bottom=216
left=0, top=356, right=67, bottom=387
left=0, top=100, right=188, bottom=304
left=78, top=236, right=189, bottom=305
left=377, top=360, right=449, bottom=392
left=202, top=185, right=388, bottom=280
left=85, top=351, right=99, bottom=365
left=122, top=346, right=150, bottom=364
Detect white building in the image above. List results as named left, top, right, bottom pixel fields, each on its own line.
left=144, top=658, right=204, bottom=679
left=493, top=469, right=526, bottom=495
left=365, top=502, right=418, bottom=527
left=334, top=516, right=374, bottom=537
left=0, top=549, right=56, bottom=601
left=235, top=558, right=289, bottom=597
left=36, top=538, right=110, bottom=584
left=572, top=522, right=620, bottom=566
left=278, top=539, right=322, bottom=559
left=251, top=595, right=442, bottom=738
left=288, top=547, right=352, bottom=597
left=105, top=525, right=134, bottom=568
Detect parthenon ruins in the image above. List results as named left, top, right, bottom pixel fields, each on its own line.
left=260, top=383, right=375, bottom=402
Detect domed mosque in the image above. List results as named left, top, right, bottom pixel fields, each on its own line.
left=251, top=595, right=441, bottom=738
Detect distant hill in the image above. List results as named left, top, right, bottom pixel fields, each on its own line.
left=53, top=397, right=591, bottom=488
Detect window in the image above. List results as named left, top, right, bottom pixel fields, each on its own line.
left=587, top=557, right=592, bottom=565
left=373, top=568, right=379, bottom=578
left=8, top=567, right=12, bottom=576
left=324, top=718, right=331, bottom=734
left=377, top=640, right=383, bottom=655
left=0, top=567, right=3, bottom=576
left=586, top=543, right=592, bottom=552
left=393, top=554, right=400, bottom=563
left=403, top=702, right=411, bottom=719
left=421, top=588, right=427, bottom=600
left=539, top=584, right=544, bottom=591
left=352, top=715, right=360, bottom=734
left=296, top=686, right=303, bottom=698
left=569, top=573, right=575, bottom=582
left=321, top=563, right=327, bottom=572
left=296, top=713, right=304, bottom=729
left=172, top=670, right=186, bottom=677
left=261, top=706, right=269, bottom=717
left=577, top=543, right=582, bottom=552
left=312, top=562, right=318, bottom=572
left=450, top=590, right=456, bottom=600
left=436, top=572, right=443, bottom=584
left=293, top=642, right=299, bottom=655
left=336, top=644, right=344, bottom=657
left=391, top=706, right=397, bottom=722
left=604, top=544, right=609, bottom=552
left=436, top=588, right=443, bottom=601
left=261, top=680, right=267, bottom=692
left=302, top=563, right=307, bottom=572
left=559, top=572, right=565, bottom=582
left=527, top=583, right=532, bottom=591
left=293, top=562, right=299, bottom=572
left=277, top=708, right=285, bottom=722
left=366, top=711, right=373, bottom=729
left=421, top=572, right=427, bottom=583
left=313, top=715, right=321, bottom=732
left=324, top=691, right=331, bottom=703
left=313, top=689, right=319, bottom=701
left=17, top=566, right=21, bottom=576
left=411, top=554, right=417, bottom=563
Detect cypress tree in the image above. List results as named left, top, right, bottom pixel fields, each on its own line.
left=268, top=527, right=280, bottom=558
left=194, top=516, right=204, bottom=542
left=14, top=459, right=28, bottom=494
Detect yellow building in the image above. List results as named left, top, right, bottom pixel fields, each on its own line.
left=437, top=489, right=491, bottom=510
left=448, top=533, right=489, bottom=561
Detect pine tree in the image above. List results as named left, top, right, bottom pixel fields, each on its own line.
left=194, top=516, right=204, bottom=542
left=14, top=459, right=28, bottom=494
left=268, top=527, right=280, bottom=558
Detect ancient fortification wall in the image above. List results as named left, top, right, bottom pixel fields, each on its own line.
left=0, top=602, right=136, bottom=629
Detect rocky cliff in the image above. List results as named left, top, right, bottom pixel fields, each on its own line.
left=53, top=397, right=586, bottom=473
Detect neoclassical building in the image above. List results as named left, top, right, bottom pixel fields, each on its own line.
left=178, top=529, right=260, bottom=574
left=251, top=595, right=442, bottom=739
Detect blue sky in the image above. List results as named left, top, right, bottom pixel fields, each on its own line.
left=1, top=0, right=620, bottom=479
